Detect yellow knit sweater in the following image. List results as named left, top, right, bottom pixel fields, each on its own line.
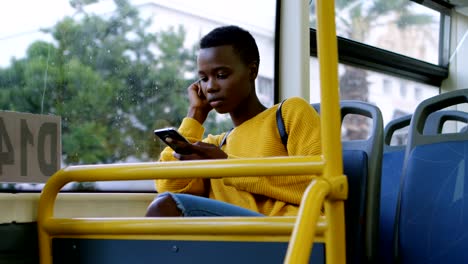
left=156, top=97, right=321, bottom=216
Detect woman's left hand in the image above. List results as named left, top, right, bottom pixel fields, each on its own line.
left=173, top=141, right=228, bottom=160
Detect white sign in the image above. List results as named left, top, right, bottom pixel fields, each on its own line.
left=0, top=111, right=61, bottom=183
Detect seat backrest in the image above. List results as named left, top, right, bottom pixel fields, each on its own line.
left=380, top=110, right=468, bottom=263
left=395, top=89, right=468, bottom=263
left=424, top=110, right=468, bottom=134
left=313, top=101, right=383, bottom=264
left=378, top=114, right=412, bottom=264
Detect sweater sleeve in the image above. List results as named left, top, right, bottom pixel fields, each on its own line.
left=156, top=118, right=207, bottom=195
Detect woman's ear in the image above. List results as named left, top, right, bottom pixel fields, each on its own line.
left=248, top=62, right=259, bottom=81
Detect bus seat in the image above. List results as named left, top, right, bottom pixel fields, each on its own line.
left=395, top=89, right=468, bottom=263
left=313, top=101, right=383, bottom=264
left=378, top=114, right=411, bottom=264
left=423, top=110, right=468, bottom=134
left=379, top=109, right=468, bottom=263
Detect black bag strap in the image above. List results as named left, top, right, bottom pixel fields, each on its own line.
left=276, top=99, right=288, bottom=148
left=220, top=128, right=233, bottom=147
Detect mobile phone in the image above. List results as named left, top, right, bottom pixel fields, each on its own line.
left=154, top=127, right=192, bottom=154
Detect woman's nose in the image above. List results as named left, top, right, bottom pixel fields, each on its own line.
left=206, top=79, right=219, bottom=93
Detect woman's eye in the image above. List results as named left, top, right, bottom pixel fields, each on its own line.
left=217, top=73, right=227, bottom=79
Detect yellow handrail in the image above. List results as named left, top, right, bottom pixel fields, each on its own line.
left=38, top=156, right=324, bottom=222
left=37, top=156, right=332, bottom=263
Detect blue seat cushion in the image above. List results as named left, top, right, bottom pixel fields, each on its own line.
left=342, top=149, right=368, bottom=263
left=399, top=141, right=468, bottom=263
left=379, top=150, right=405, bottom=263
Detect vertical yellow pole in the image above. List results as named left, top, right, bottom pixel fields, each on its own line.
left=38, top=226, right=51, bottom=264
left=284, top=0, right=346, bottom=263
left=316, top=0, right=346, bottom=263
left=317, top=0, right=342, bottom=173
left=283, top=179, right=331, bottom=263
left=38, top=171, right=64, bottom=264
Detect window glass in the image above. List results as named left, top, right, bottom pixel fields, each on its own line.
left=441, top=120, right=468, bottom=133
left=309, top=0, right=441, bottom=64
left=309, top=57, right=439, bottom=140
left=389, top=125, right=410, bottom=146
left=0, top=0, right=277, bottom=191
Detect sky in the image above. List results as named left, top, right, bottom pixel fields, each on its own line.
left=0, top=0, right=76, bottom=66
left=0, top=0, right=276, bottom=67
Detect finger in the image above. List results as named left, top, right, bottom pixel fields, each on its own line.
left=197, top=79, right=202, bottom=96
left=188, top=142, right=215, bottom=155
left=196, top=80, right=207, bottom=100
left=188, top=80, right=200, bottom=92
left=192, top=141, right=217, bottom=148
left=188, top=84, right=198, bottom=95
left=166, top=137, right=189, bottom=148
left=173, top=152, right=201, bottom=160
left=190, top=79, right=202, bottom=90
left=189, top=142, right=228, bottom=159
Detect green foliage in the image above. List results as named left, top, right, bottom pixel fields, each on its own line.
left=0, top=0, right=215, bottom=169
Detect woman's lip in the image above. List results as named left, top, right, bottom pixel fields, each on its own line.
left=209, top=100, right=223, bottom=107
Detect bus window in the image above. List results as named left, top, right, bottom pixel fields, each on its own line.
left=0, top=0, right=278, bottom=192
left=309, top=58, right=438, bottom=132
left=309, top=0, right=441, bottom=64
left=308, top=0, right=447, bottom=140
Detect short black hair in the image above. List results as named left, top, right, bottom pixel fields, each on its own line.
left=199, top=25, right=260, bottom=67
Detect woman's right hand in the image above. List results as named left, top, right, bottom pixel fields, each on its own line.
left=187, top=80, right=212, bottom=124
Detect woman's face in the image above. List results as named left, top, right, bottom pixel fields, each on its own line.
left=197, top=45, right=254, bottom=114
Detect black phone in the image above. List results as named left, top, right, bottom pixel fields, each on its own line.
left=154, top=127, right=192, bottom=154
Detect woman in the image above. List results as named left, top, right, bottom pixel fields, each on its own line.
left=146, top=25, right=321, bottom=217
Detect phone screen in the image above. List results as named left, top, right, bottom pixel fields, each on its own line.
left=154, top=128, right=192, bottom=154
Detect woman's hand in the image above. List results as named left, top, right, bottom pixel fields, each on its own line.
left=171, top=141, right=228, bottom=160
left=187, top=80, right=212, bottom=124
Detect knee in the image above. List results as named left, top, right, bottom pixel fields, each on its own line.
left=145, top=193, right=182, bottom=217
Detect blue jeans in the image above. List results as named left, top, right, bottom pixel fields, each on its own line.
left=157, top=192, right=263, bottom=217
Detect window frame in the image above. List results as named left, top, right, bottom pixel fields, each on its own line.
left=307, top=0, right=452, bottom=88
